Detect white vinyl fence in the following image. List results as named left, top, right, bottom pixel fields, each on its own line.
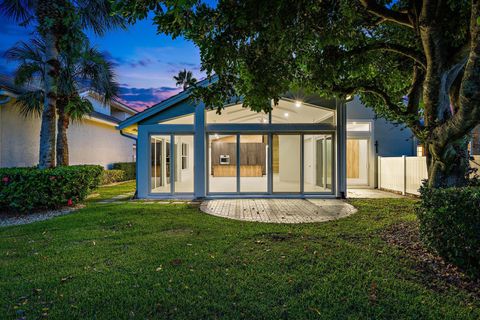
left=378, top=155, right=480, bottom=196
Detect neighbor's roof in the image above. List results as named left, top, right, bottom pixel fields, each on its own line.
left=117, top=76, right=216, bottom=130
left=0, top=73, right=137, bottom=124
left=0, top=74, right=37, bottom=95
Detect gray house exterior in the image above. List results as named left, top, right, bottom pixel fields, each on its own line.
left=118, top=79, right=415, bottom=199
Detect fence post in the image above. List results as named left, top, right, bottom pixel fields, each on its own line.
left=402, top=155, right=407, bottom=195
left=377, top=156, right=381, bottom=190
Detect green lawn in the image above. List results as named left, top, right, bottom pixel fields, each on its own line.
left=0, top=183, right=478, bottom=319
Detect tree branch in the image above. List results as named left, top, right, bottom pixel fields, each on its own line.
left=348, top=42, right=426, bottom=69
left=406, top=65, right=424, bottom=115
left=359, top=0, right=413, bottom=28
left=431, top=0, right=480, bottom=148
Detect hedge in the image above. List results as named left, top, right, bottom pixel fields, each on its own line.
left=417, top=185, right=480, bottom=277
left=111, top=162, right=135, bottom=180
left=0, top=165, right=103, bottom=213
left=101, top=169, right=126, bottom=185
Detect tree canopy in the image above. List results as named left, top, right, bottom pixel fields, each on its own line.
left=115, top=0, right=480, bottom=187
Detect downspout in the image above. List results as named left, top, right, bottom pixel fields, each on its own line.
left=120, top=130, right=138, bottom=198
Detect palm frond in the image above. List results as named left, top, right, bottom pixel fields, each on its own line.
left=0, top=0, right=36, bottom=24
left=77, top=44, right=118, bottom=103
left=14, top=89, right=44, bottom=118
left=13, top=62, right=43, bottom=86
left=65, top=95, right=93, bottom=123
left=5, top=39, right=44, bottom=65
left=74, top=0, right=125, bottom=36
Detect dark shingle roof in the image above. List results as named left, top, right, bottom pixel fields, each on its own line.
left=89, top=111, right=121, bottom=124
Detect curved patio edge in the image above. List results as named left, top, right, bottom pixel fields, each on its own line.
left=199, top=199, right=357, bottom=224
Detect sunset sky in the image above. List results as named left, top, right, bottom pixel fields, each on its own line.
left=0, top=13, right=205, bottom=111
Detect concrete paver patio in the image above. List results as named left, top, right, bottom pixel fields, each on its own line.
left=200, top=199, right=357, bottom=224
left=347, top=188, right=404, bottom=198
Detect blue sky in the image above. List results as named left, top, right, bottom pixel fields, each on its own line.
left=0, top=14, right=204, bottom=110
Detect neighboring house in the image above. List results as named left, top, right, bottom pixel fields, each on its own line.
left=0, top=75, right=137, bottom=168
left=118, top=78, right=415, bottom=200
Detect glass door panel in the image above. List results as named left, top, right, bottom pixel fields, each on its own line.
left=239, top=135, right=268, bottom=193
left=173, top=135, right=194, bottom=193
left=208, top=134, right=237, bottom=193
left=272, top=134, right=301, bottom=193
left=150, top=135, right=171, bottom=193
left=303, top=134, right=334, bottom=193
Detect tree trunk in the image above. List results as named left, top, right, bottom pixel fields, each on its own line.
left=56, top=99, right=69, bottom=166
left=425, top=138, right=470, bottom=188
left=38, top=31, right=58, bottom=169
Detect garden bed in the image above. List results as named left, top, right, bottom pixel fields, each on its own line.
left=382, top=222, right=480, bottom=298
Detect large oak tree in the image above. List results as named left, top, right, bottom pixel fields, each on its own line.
left=117, top=0, right=480, bottom=188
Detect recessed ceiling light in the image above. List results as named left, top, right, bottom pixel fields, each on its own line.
left=214, top=134, right=219, bottom=139
left=295, top=101, right=302, bottom=108
left=262, top=118, right=268, bottom=123
left=284, top=112, right=289, bottom=117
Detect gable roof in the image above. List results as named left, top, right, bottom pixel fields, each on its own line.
left=80, top=90, right=137, bottom=115
left=117, top=76, right=216, bottom=130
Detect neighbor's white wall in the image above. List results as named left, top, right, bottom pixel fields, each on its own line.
left=278, top=135, right=300, bottom=182
left=0, top=101, right=134, bottom=168
left=0, top=100, right=40, bottom=167
left=67, top=119, right=134, bottom=168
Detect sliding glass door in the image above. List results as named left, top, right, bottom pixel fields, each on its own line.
left=150, top=134, right=194, bottom=194
left=207, top=132, right=334, bottom=195
left=303, top=134, right=333, bottom=193
left=240, top=135, right=268, bottom=193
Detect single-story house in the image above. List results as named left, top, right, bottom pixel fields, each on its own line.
left=118, top=78, right=416, bottom=199
left=0, top=75, right=137, bottom=168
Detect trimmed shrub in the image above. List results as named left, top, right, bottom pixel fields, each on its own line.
left=111, top=162, right=135, bottom=180
left=101, top=169, right=126, bottom=185
left=417, top=185, right=480, bottom=277
left=0, top=165, right=103, bottom=213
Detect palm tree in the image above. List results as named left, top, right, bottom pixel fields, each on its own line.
left=6, top=37, right=118, bottom=166
left=55, top=42, right=118, bottom=165
left=174, top=69, right=197, bottom=90
left=0, top=0, right=123, bottom=168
